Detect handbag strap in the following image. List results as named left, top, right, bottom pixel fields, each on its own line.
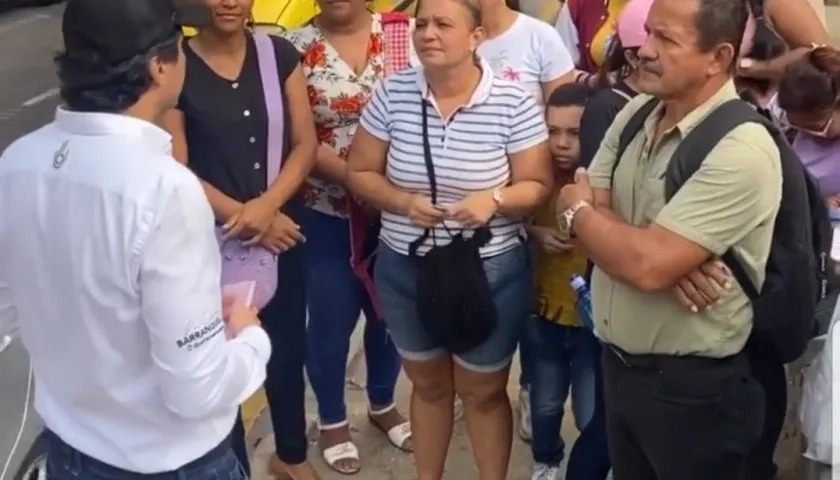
left=407, top=98, right=438, bottom=257
left=252, top=32, right=285, bottom=187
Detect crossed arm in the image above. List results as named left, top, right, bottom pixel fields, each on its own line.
left=577, top=123, right=781, bottom=301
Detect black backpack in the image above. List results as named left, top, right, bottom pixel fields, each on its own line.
left=613, top=98, right=831, bottom=363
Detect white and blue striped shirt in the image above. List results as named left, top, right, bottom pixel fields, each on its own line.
left=359, top=59, right=548, bottom=258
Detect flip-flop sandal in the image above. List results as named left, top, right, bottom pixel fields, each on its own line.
left=319, top=421, right=361, bottom=475
left=368, top=404, right=413, bottom=452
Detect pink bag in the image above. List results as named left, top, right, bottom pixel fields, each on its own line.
left=215, top=32, right=284, bottom=311
left=348, top=13, right=412, bottom=320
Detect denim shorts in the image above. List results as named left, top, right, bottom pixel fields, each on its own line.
left=374, top=243, right=532, bottom=373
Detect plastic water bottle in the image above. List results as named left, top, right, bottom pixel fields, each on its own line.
left=570, top=274, right=594, bottom=331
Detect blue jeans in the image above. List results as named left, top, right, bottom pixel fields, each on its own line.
left=565, top=342, right=612, bottom=480
left=525, top=316, right=598, bottom=465
left=302, top=209, right=401, bottom=424
left=44, top=430, right=244, bottom=480
left=375, top=243, right=532, bottom=372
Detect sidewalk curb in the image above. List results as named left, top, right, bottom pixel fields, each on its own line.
left=244, top=317, right=367, bottom=450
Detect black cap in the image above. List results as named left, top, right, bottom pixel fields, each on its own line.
left=62, top=0, right=211, bottom=63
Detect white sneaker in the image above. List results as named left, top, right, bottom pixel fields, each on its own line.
left=518, top=388, right=532, bottom=442
left=531, top=463, right=560, bottom=480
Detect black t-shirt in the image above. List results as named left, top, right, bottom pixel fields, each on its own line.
left=178, top=34, right=300, bottom=206
left=579, top=81, right=637, bottom=169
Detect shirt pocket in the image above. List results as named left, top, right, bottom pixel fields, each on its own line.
left=638, top=175, right=666, bottom=226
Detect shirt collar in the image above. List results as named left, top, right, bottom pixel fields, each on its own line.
left=414, top=56, right=495, bottom=107
left=54, top=107, right=173, bottom=155
left=643, top=80, right=740, bottom=139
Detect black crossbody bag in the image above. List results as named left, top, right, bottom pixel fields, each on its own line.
left=407, top=98, right=499, bottom=354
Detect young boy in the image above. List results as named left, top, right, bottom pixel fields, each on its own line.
left=525, top=83, right=600, bottom=480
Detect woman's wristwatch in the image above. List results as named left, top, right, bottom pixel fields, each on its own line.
left=558, top=200, right=591, bottom=238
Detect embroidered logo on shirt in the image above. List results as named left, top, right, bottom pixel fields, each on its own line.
left=53, top=140, right=69, bottom=169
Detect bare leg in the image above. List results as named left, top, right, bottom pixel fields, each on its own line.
left=454, top=363, right=513, bottom=480
left=402, top=355, right=455, bottom=480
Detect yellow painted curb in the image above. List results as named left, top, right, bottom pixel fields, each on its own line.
left=242, top=389, right=268, bottom=433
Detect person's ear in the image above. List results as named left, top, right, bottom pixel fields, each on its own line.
left=709, top=43, right=736, bottom=77
left=470, top=25, right=485, bottom=51
left=148, top=57, right=167, bottom=87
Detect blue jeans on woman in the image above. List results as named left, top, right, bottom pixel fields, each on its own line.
left=565, top=342, right=612, bottom=480
left=302, top=209, right=401, bottom=424
left=525, top=316, right=599, bottom=466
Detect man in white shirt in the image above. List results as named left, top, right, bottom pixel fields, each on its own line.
left=0, top=0, right=270, bottom=478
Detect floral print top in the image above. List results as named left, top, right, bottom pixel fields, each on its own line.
left=283, top=14, right=417, bottom=218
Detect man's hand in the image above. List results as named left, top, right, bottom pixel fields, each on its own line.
left=223, top=197, right=276, bottom=241
left=531, top=226, right=574, bottom=253
left=248, top=213, right=305, bottom=254
left=222, top=292, right=261, bottom=339
left=826, top=195, right=840, bottom=209
left=672, top=260, right=732, bottom=312
left=557, top=168, right=594, bottom=213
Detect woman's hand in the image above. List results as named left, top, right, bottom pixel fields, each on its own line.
left=250, top=213, right=305, bottom=253
left=223, top=197, right=276, bottom=240
left=403, top=193, right=445, bottom=228
left=446, top=190, right=499, bottom=228
left=826, top=195, right=840, bottom=209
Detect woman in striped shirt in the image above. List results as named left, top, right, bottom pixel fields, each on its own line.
left=345, top=0, right=552, bottom=477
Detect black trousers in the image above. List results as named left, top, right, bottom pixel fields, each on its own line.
left=602, top=345, right=764, bottom=480
left=231, top=200, right=310, bottom=475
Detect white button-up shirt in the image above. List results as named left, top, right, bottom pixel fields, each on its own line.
left=0, top=108, right=271, bottom=473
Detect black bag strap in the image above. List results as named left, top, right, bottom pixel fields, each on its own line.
left=408, top=98, right=438, bottom=258
left=663, top=99, right=775, bottom=300
left=407, top=97, right=491, bottom=257
left=611, top=98, right=659, bottom=182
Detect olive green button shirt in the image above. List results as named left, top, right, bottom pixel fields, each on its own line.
left=587, top=81, right=782, bottom=358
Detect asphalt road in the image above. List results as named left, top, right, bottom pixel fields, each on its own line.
left=0, top=3, right=64, bottom=152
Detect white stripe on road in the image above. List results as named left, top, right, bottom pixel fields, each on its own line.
left=22, top=88, right=59, bottom=108
left=0, top=13, right=50, bottom=35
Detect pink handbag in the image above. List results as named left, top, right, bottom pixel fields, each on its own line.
left=215, top=32, right=284, bottom=311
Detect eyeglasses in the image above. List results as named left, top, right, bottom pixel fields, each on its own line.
left=792, top=114, right=835, bottom=138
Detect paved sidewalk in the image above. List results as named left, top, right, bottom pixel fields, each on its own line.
left=243, top=321, right=580, bottom=479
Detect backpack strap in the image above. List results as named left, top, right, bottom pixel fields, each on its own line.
left=611, top=98, right=659, bottom=182
left=381, top=12, right=412, bottom=77
left=610, top=88, right=633, bottom=102
left=252, top=33, right=285, bottom=186
left=663, top=99, right=776, bottom=300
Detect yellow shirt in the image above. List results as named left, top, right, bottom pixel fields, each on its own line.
left=532, top=197, right=588, bottom=327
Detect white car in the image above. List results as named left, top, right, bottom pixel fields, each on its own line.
left=0, top=335, right=44, bottom=480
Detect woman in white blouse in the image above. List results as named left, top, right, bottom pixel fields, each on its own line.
left=346, top=0, right=552, bottom=477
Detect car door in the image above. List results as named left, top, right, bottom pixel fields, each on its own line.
left=0, top=335, right=41, bottom=480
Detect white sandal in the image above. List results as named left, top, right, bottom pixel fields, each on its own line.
left=318, top=421, right=360, bottom=475
left=368, top=404, right=413, bottom=452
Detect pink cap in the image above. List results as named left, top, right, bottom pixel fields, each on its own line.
left=616, top=0, right=655, bottom=48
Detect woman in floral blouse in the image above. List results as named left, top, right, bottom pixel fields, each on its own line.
left=283, top=0, right=417, bottom=475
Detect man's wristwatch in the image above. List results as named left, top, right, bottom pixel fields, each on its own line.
left=558, top=200, right=591, bottom=237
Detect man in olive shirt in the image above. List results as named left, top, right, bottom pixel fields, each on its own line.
left=554, top=0, right=782, bottom=478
